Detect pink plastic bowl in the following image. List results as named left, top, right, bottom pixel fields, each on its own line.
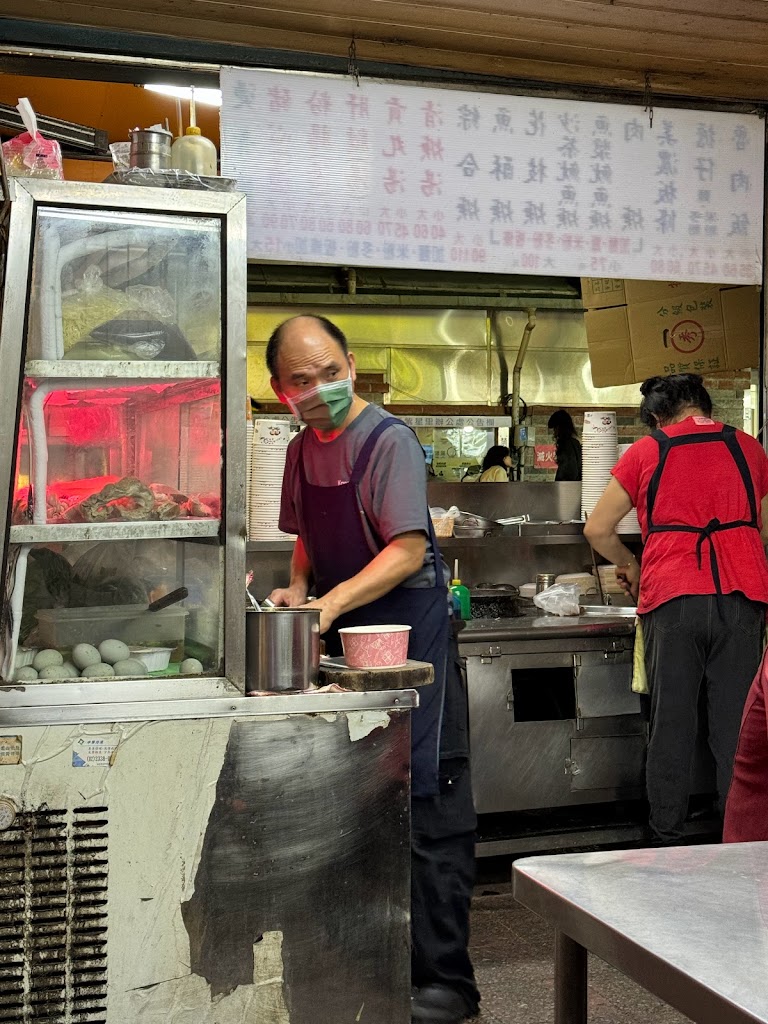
left=338, top=624, right=412, bottom=669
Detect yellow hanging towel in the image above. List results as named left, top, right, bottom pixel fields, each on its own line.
left=632, top=616, right=648, bottom=695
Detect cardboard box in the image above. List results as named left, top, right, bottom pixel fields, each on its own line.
left=586, top=286, right=760, bottom=387
left=581, top=276, right=730, bottom=309
left=580, top=277, right=626, bottom=309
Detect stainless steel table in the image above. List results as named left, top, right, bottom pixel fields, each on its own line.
left=513, top=843, right=768, bottom=1024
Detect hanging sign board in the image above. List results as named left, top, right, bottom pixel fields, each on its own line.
left=221, top=68, right=763, bottom=284
left=534, top=445, right=558, bottom=470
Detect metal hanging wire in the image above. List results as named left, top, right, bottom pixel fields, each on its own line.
left=348, top=38, right=361, bottom=87
left=643, top=71, right=654, bottom=129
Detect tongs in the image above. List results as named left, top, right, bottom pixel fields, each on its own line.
left=246, top=570, right=275, bottom=610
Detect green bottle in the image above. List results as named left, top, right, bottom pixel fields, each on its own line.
left=449, top=559, right=472, bottom=620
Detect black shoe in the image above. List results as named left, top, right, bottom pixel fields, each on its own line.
left=411, top=984, right=478, bottom=1023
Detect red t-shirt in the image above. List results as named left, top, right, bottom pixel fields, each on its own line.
left=724, top=650, right=768, bottom=843
left=612, top=417, right=768, bottom=614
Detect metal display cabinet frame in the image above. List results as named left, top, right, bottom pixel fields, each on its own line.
left=0, top=178, right=248, bottom=704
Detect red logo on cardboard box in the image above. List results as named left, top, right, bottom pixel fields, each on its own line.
left=534, top=445, right=557, bottom=470
left=666, top=319, right=705, bottom=354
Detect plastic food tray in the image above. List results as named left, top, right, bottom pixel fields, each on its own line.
left=36, top=604, right=187, bottom=649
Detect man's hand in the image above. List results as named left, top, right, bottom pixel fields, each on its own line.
left=298, top=596, right=339, bottom=636
left=268, top=583, right=309, bottom=608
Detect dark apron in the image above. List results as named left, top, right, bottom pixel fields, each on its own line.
left=298, top=417, right=449, bottom=798
left=646, top=424, right=760, bottom=594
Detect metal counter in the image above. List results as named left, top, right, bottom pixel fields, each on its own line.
left=514, top=843, right=768, bottom=1024
left=0, top=691, right=415, bottom=1022
left=459, top=614, right=636, bottom=645
left=0, top=688, right=418, bottom=725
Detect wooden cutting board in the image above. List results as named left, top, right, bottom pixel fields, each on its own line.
left=317, top=657, right=434, bottom=691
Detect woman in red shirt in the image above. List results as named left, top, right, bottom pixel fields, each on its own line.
left=585, top=373, right=768, bottom=846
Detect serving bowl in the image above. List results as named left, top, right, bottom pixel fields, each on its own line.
left=338, top=624, right=412, bottom=669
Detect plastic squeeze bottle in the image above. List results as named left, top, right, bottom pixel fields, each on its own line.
left=449, top=559, right=472, bottom=620
left=171, top=91, right=217, bottom=176
left=171, top=125, right=217, bottom=175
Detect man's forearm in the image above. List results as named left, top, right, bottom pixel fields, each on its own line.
left=289, top=537, right=312, bottom=593
left=319, top=535, right=426, bottom=622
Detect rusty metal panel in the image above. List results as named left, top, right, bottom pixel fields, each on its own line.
left=0, top=806, right=108, bottom=1021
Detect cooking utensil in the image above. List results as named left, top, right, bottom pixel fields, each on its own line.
left=589, top=546, right=606, bottom=605
left=457, top=511, right=502, bottom=533
left=147, top=586, right=188, bottom=612
left=470, top=583, right=522, bottom=619
left=246, top=608, right=321, bottom=692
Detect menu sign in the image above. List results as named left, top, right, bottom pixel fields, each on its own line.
left=221, top=68, right=763, bottom=284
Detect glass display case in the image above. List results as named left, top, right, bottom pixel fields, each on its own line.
left=0, top=178, right=247, bottom=700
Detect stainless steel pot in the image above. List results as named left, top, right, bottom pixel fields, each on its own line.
left=245, top=608, right=321, bottom=692
left=129, top=127, right=172, bottom=170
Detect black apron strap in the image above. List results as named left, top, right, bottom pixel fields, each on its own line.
left=646, top=429, right=673, bottom=528
left=350, top=416, right=445, bottom=591
left=721, top=423, right=759, bottom=526
left=350, top=417, right=398, bottom=484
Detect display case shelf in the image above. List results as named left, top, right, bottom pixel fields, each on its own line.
left=25, top=360, right=220, bottom=380
left=246, top=540, right=296, bottom=552
left=10, top=519, right=221, bottom=544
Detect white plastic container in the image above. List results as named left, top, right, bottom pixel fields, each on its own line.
left=171, top=127, right=217, bottom=176
left=129, top=647, right=173, bottom=672
left=14, top=647, right=38, bottom=669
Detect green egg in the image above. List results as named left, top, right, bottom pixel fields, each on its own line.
left=80, top=663, right=116, bottom=678
left=39, top=662, right=79, bottom=680
left=72, top=644, right=101, bottom=670
left=112, top=659, right=149, bottom=677
left=33, top=649, right=64, bottom=671
left=98, top=640, right=131, bottom=666
left=180, top=658, right=204, bottom=675
left=14, top=666, right=38, bottom=681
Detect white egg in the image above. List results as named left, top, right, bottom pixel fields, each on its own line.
left=180, top=658, right=204, bottom=675
left=80, top=663, right=116, bottom=678
left=72, top=643, right=101, bottom=670
left=32, top=649, right=64, bottom=671
left=98, top=640, right=131, bottom=665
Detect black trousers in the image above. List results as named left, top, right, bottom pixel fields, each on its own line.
left=643, top=592, right=764, bottom=844
left=412, top=763, right=479, bottom=1011
left=411, top=633, right=479, bottom=1012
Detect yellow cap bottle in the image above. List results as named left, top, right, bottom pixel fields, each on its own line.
left=171, top=125, right=218, bottom=177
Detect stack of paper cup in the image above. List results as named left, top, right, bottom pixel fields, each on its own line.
left=581, top=411, right=619, bottom=520
left=616, top=443, right=641, bottom=535
left=246, top=420, right=255, bottom=540
left=248, top=418, right=295, bottom=540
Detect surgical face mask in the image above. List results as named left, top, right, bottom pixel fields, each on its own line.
left=284, top=377, right=354, bottom=431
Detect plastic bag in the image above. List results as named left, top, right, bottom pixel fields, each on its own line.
left=2, top=98, right=63, bottom=180
left=61, top=266, right=134, bottom=352
left=429, top=505, right=461, bottom=538
left=533, top=583, right=581, bottom=617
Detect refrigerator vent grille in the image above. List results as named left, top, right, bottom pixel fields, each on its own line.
left=0, top=806, right=108, bottom=1023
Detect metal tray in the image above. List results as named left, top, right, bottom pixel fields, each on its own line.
left=580, top=605, right=638, bottom=618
